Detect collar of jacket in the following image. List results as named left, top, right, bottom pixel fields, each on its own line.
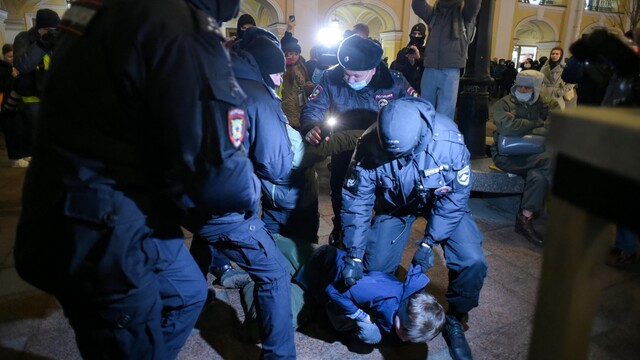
left=327, top=63, right=394, bottom=90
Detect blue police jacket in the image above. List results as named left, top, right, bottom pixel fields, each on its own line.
left=328, top=259, right=428, bottom=334
left=300, top=63, right=414, bottom=132
left=231, top=50, right=293, bottom=182
left=341, top=111, right=472, bottom=260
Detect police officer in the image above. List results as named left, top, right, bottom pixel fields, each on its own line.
left=14, top=0, right=251, bottom=358
left=185, top=27, right=297, bottom=358
left=340, top=97, right=487, bottom=360
left=189, top=27, right=295, bottom=290
left=301, top=34, right=414, bottom=244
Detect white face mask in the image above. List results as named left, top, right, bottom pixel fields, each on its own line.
left=345, top=70, right=373, bottom=91
left=515, top=90, right=533, bottom=102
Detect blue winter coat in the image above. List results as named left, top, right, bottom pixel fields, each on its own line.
left=300, top=63, right=414, bottom=132
left=294, top=245, right=429, bottom=335
left=341, top=110, right=472, bottom=259
left=231, top=50, right=293, bottom=182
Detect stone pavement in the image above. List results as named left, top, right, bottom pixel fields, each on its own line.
left=0, top=136, right=639, bottom=360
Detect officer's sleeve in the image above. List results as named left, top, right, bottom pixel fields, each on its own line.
left=341, top=161, right=377, bottom=260
left=492, top=98, right=541, bottom=136
left=300, top=74, right=331, bottom=132
left=298, top=130, right=363, bottom=169
left=425, top=142, right=472, bottom=245
left=144, top=33, right=259, bottom=212
left=13, top=32, right=47, bottom=75
left=411, top=0, right=434, bottom=23
left=247, top=100, right=294, bottom=181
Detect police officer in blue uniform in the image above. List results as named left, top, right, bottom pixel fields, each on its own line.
left=340, top=97, right=487, bottom=360
left=184, top=27, right=297, bottom=359
left=189, top=27, right=295, bottom=290
left=300, top=34, right=414, bottom=244
left=13, top=0, right=254, bottom=358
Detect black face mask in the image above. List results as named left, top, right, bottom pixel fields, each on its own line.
left=191, top=0, right=240, bottom=23
left=409, top=35, right=425, bottom=47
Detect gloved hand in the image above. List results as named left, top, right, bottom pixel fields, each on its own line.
left=355, top=320, right=382, bottom=344
left=412, top=242, right=434, bottom=272
left=341, top=256, right=363, bottom=287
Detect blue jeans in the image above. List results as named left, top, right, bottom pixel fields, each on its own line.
left=363, top=211, right=487, bottom=315
left=197, top=215, right=296, bottom=359
left=420, top=67, right=461, bottom=120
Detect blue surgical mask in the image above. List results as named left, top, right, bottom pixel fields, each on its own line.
left=515, top=90, right=532, bottom=102
left=348, top=80, right=368, bottom=91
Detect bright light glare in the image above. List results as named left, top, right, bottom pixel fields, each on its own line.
left=327, top=117, right=337, bottom=127
left=317, top=21, right=342, bottom=47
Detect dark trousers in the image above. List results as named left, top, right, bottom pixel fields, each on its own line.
left=363, top=211, right=487, bottom=315
left=15, top=184, right=207, bottom=360
left=0, top=109, right=32, bottom=159
left=194, top=215, right=296, bottom=359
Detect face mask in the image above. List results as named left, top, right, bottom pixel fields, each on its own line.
left=523, top=63, right=531, bottom=69
left=346, top=71, right=372, bottom=91
left=409, top=35, right=425, bottom=46
left=515, top=90, right=532, bottom=102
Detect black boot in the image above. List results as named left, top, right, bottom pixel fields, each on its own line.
left=515, top=213, right=544, bottom=247
left=212, top=265, right=252, bottom=289
left=443, top=314, right=473, bottom=360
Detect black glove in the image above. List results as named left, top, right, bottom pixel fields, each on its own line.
left=412, top=242, right=434, bottom=272
left=341, top=257, right=363, bottom=287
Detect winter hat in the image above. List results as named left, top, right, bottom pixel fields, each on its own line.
left=35, top=9, right=60, bottom=30
left=242, top=30, right=285, bottom=88
left=281, top=37, right=302, bottom=54
left=337, top=34, right=383, bottom=71
left=378, top=97, right=433, bottom=156
left=410, top=23, right=426, bottom=37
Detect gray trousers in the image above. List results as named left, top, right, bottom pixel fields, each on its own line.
left=493, top=151, right=553, bottom=213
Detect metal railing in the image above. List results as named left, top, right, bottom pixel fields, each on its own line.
left=586, top=0, right=620, bottom=13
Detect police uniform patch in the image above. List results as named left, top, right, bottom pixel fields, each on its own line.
left=309, top=85, right=323, bottom=102
left=228, top=108, right=246, bottom=149
left=457, top=165, right=470, bottom=186
left=375, top=93, right=394, bottom=108
left=434, top=186, right=452, bottom=196
left=407, top=86, right=417, bottom=97
left=345, top=170, right=359, bottom=191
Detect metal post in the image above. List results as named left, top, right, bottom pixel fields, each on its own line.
left=457, top=0, right=495, bottom=159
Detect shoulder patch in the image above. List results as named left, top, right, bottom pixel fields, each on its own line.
left=228, top=108, right=246, bottom=149
left=456, top=165, right=470, bottom=186
left=407, top=86, right=416, bottom=97
left=309, top=85, right=323, bottom=102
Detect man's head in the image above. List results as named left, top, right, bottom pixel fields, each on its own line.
left=236, top=14, right=256, bottom=39
left=378, top=97, right=435, bottom=157
left=549, top=47, right=563, bottom=62
left=512, top=70, right=544, bottom=104
left=395, top=292, right=445, bottom=343
left=241, top=28, right=285, bottom=89
left=409, top=23, right=427, bottom=46
left=35, top=9, right=60, bottom=36
left=353, top=23, right=370, bottom=38
left=338, top=34, right=383, bottom=89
